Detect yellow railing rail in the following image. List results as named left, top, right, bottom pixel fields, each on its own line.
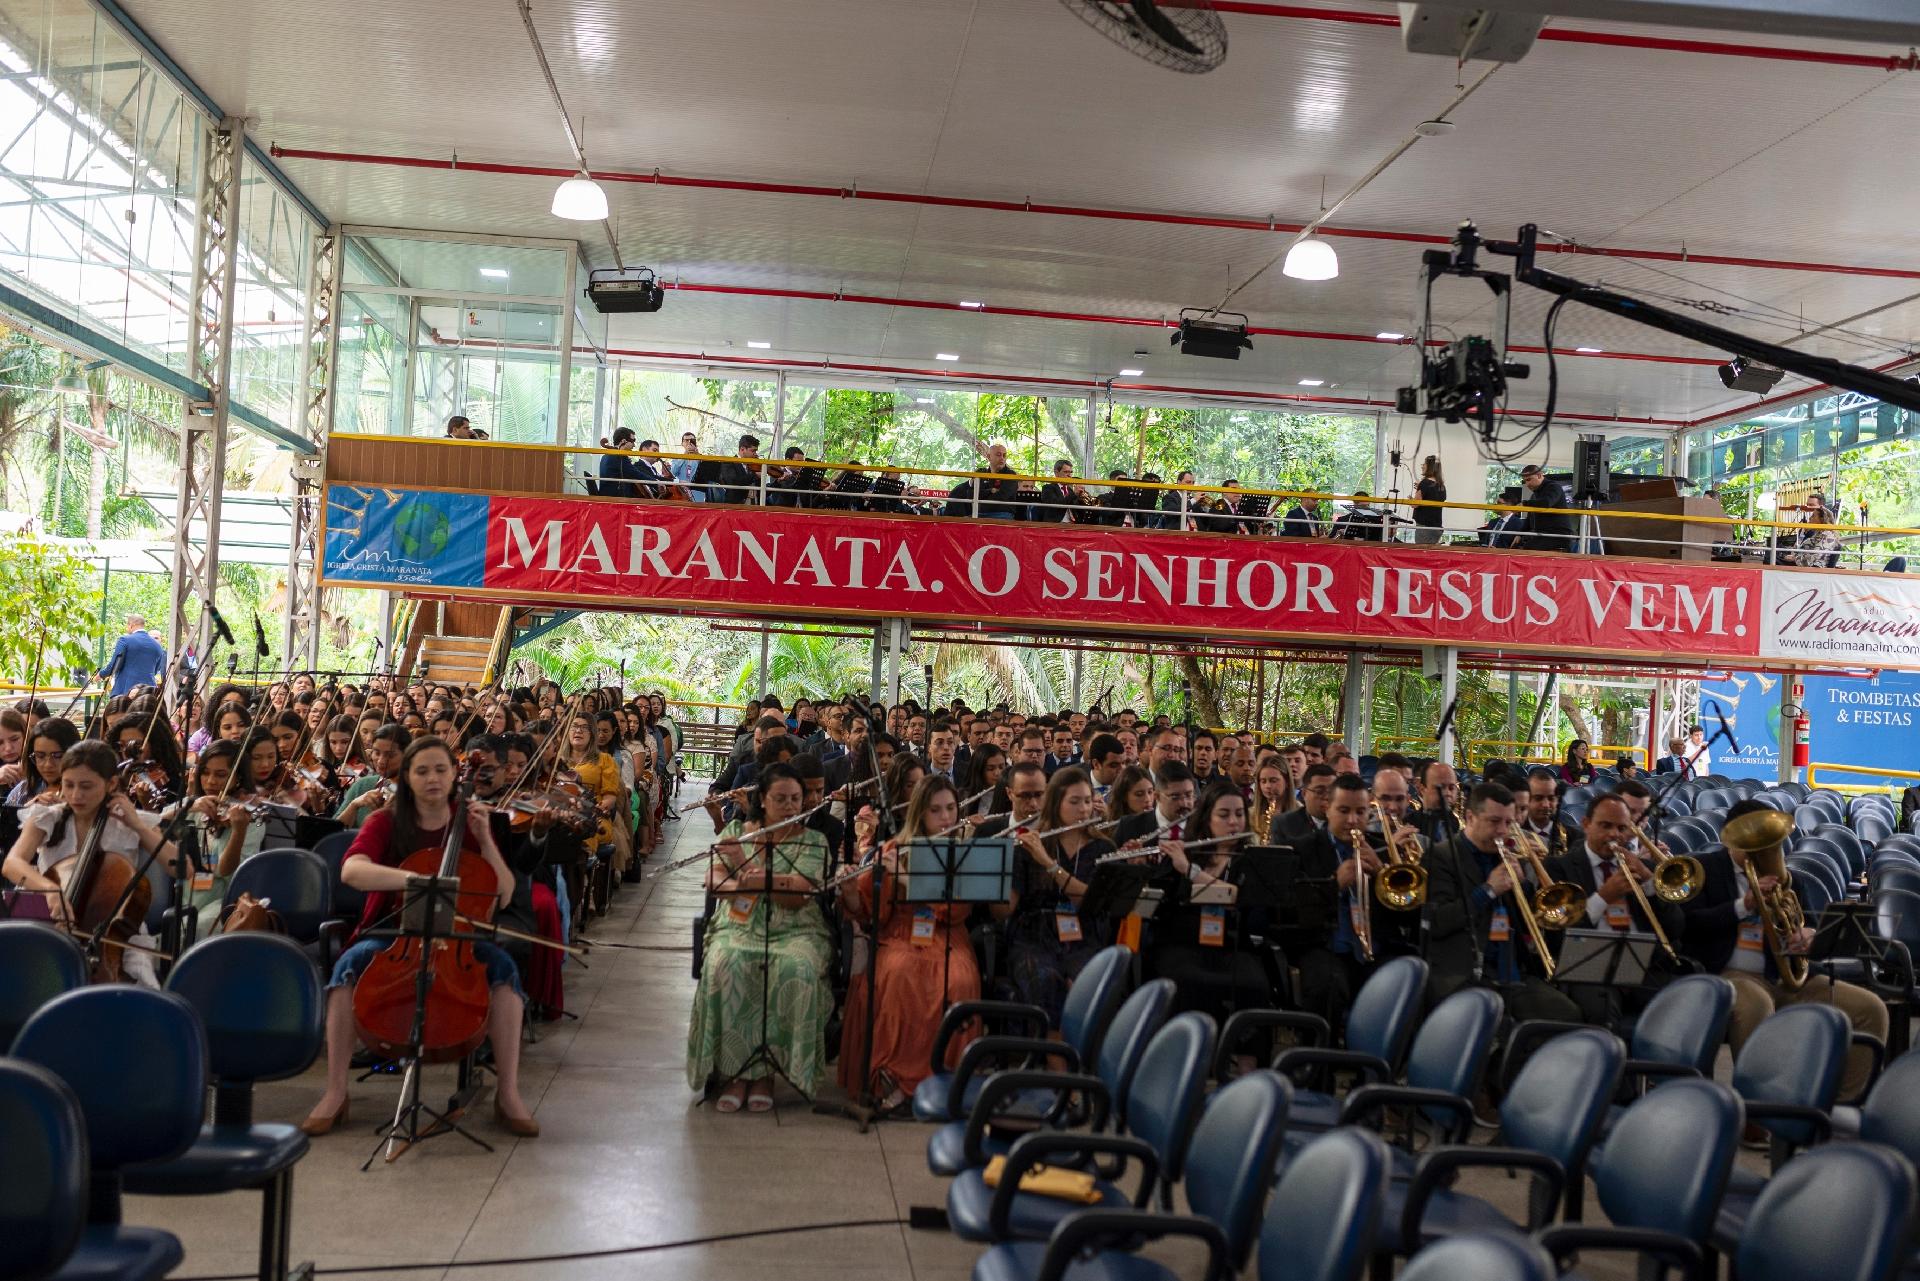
left=1467, top=738, right=1557, bottom=763
left=330, top=433, right=1920, bottom=544
left=1807, top=761, right=1920, bottom=796
left=1593, top=744, right=1650, bottom=766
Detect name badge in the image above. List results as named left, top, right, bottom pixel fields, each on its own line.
left=727, top=896, right=755, bottom=925
left=911, top=906, right=937, bottom=946
left=191, top=872, right=216, bottom=894
left=1738, top=920, right=1766, bottom=952
left=1605, top=903, right=1633, bottom=932
left=1489, top=907, right=1511, bottom=943
left=1199, top=905, right=1226, bottom=947
left=1054, top=907, right=1083, bottom=943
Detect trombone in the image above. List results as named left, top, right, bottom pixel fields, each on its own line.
left=1368, top=800, right=1427, bottom=910
left=1348, top=828, right=1376, bottom=964
left=1509, top=827, right=1586, bottom=929
left=1584, top=829, right=1682, bottom=965
left=1495, top=837, right=1559, bottom=977
left=1621, top=816, right=1704, bottom=903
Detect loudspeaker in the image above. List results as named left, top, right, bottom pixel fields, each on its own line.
left=1573, top=436, right=1611, bottom=503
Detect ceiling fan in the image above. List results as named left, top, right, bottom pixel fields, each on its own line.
left=1056, top=0, right=1228, bottom=73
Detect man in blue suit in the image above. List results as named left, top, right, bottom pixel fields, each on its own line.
left=102, top=615, right=166, bottom=696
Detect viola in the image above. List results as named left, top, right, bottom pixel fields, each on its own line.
left=351, top=761, right=500, bottom=1062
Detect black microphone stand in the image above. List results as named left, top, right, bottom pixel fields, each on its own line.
left=814, top=695, right=893, bottom=1131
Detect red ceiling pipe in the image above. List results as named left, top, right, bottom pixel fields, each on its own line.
left=1183, top=1, right=1920, bottom=70
left=665, top=281, right=1724, bottom=368
left=268, top=143, right=1920, bottom=283
left=600, top=345, right=1693, bottom=426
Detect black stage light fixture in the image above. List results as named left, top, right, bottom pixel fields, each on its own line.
left=1718, top=356, right=1784, bottom=394
left=1172, top=308, right=1252, bottom=360
left=587, top=266, right=665, bottom=314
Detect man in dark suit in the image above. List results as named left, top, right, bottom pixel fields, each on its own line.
left=970, top=761, right=1046, bottom=841
left=1653, top=736, right=1688, bottom=775
left=102, top=615, right=166, bottom=697
left=1411, top=760, right=1462, bottom=847
left=1270, top=763, right=1334, bottom=845
left=1518, top=464, right=1574, bottom=552
left=1680, top=800, right=1887, bottom=1102
left=691, top=432, right=762, bottom=503
left=1520, top=768, right=1581, bottom=861
left=1293, top=774, right=1420, bottom=1032
left=1542, top=793, right=1684, bottom=1026
left=1422, top=781, right=1583, bottom=1022
left=791, top=754, right=846, bottom=863
left=1112, top=762, right=1197, bottom=849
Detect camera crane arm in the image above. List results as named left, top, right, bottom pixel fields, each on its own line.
left=1482, top=223, right=1920, bottom=417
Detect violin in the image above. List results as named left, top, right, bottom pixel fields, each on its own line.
left=351, top=756, right=500, bottom=1062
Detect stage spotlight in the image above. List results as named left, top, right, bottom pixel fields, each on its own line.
left=1718, top=356, right=1784, bottom=394
left=587, top=267, right=665, bottom=314
left=1172, top=309, right=1252, bottom=360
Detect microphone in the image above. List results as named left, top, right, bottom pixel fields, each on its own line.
left=1432, top=691, right=1463, bottom=747
left=1715, top=706, right=1740, bottom=754
left=253, top=614, right=269, bottom=658
left=206, top=603, right=236, bottom=649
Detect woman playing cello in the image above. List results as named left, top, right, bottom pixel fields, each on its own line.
left=299, top=736, right=538, bottom=1138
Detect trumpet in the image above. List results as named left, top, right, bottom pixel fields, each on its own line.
left=1368, top=801, right=1427, bottom=910
left=1621, top=816, right=1704, bottom=903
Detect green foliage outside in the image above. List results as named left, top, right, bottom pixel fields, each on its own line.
left=0, top=535, right=104, bottom=685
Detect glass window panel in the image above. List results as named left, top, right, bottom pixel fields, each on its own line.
left=343, top=236, right=567, bottom=298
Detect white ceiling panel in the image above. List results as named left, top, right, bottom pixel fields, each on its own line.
left=106, top=0, right=1920, bottom=427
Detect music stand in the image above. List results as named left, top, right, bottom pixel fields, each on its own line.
left=1078, top=862, right=1152, bottom=923
left=713, top=827, right=826, bottom=1111
left=1553, top=928, right=1656, bottom=989
left=901, top=834, right=1015, bottom=1035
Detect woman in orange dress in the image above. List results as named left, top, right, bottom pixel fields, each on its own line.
left=837, top=774, right=980, bottom=1114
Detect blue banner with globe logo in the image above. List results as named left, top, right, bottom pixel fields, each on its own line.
left=1700, top=670, right=1919, bottom=787
left=322, top=485, right=488, bottom=588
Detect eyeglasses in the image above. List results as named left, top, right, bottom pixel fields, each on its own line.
left=31, top=750, right=64, bottom=764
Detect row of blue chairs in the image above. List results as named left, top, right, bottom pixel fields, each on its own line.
left=925, top=947, right=1917, bottom=1280
left=0, top=925, right=322, bottom=1281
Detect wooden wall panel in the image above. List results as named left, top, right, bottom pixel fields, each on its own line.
left=326, top=436, right=564, bottom=495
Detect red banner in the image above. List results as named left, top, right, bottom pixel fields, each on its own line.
left=462, top=495, right=1768, bottom=662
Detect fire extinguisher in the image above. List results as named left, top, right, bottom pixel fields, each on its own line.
left=1793, top=714, right=1811, bottom=769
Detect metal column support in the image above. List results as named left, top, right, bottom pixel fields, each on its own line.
left=284, top=224, right=339, bottom=669
left=869, top=622, right=885, bottom=704
left=1356, top=663, right=1377, bottom=754
left=1081, top=394, right=1097, bottom=476
left=1523, top=671, right=1559, bottom=750
left=1647, top=679, right=1667, bottom=767
left=1505, top=671, right=1520, bottom=752
left=1070, top=649, right=1085, bottom=709
left=756, top=625, right=770, bottom=701
left=885, top=619, right=909, bottom=705
left=1435, top=646, right=1460, bottom=766
left=168, top=115, right=243, bottom=691
left=1340, top=651, right=1365, bottom=749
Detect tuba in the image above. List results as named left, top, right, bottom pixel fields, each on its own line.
left=1723, top=808, right=1807, bottom=989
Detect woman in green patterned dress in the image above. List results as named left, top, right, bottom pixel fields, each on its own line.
left=686, top=761, right=833, bottom=1112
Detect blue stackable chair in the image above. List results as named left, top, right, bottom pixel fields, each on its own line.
left=1815, top=825, right=1870, bottom=877
left=1787, top=857, right=1841, bottom=917
left=1731, top=1003, right=1854, bottom=1165
left=916, top=944, right=1131, bottom=1123
left=1378, top=1028, right=1624, bottom=1261
left=123, top=933, right=324, bottom=1281
left=1731, top=1144, right=1917, bottom=1281
left=0, top=1059, right=89, bottom=1281
left=1832, top=1047, right=1920, bottom=1154
left=1299, top=986, right=1503, bottom=1168
left=1857, top=813, right=1896, bottom=845
left=1258, top=956, right=1428, bottom=1112
left=928, top=979, right=1175, bottom=1177
left=10, top=988, right=207, bottom=1281
left=946, top=1012, right=1216, bottom=1244
left=222, top=848, right=335, bottom=952
left=0, top=922, right=88, bottom=1048
left=1401, top=1233, right=1557, bottom=1281
left=1536, top=1079, right=1742, bottom=1280
left=971, top=1071, right=1296, bottom=1281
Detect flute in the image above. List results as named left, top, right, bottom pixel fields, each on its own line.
left=651, top=793, right=842, bottom=876
left=1091, top=827, right=1249, bottom=867
left=923, top=788, right=999, bottom=838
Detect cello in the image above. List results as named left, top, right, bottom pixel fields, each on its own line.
left=46, top=772, right=156, bottom=983
left=350, top=754, right=500, bottom=1061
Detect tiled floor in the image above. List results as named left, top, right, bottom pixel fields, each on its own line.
left=129, top=786, right=1714, bottom=1279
